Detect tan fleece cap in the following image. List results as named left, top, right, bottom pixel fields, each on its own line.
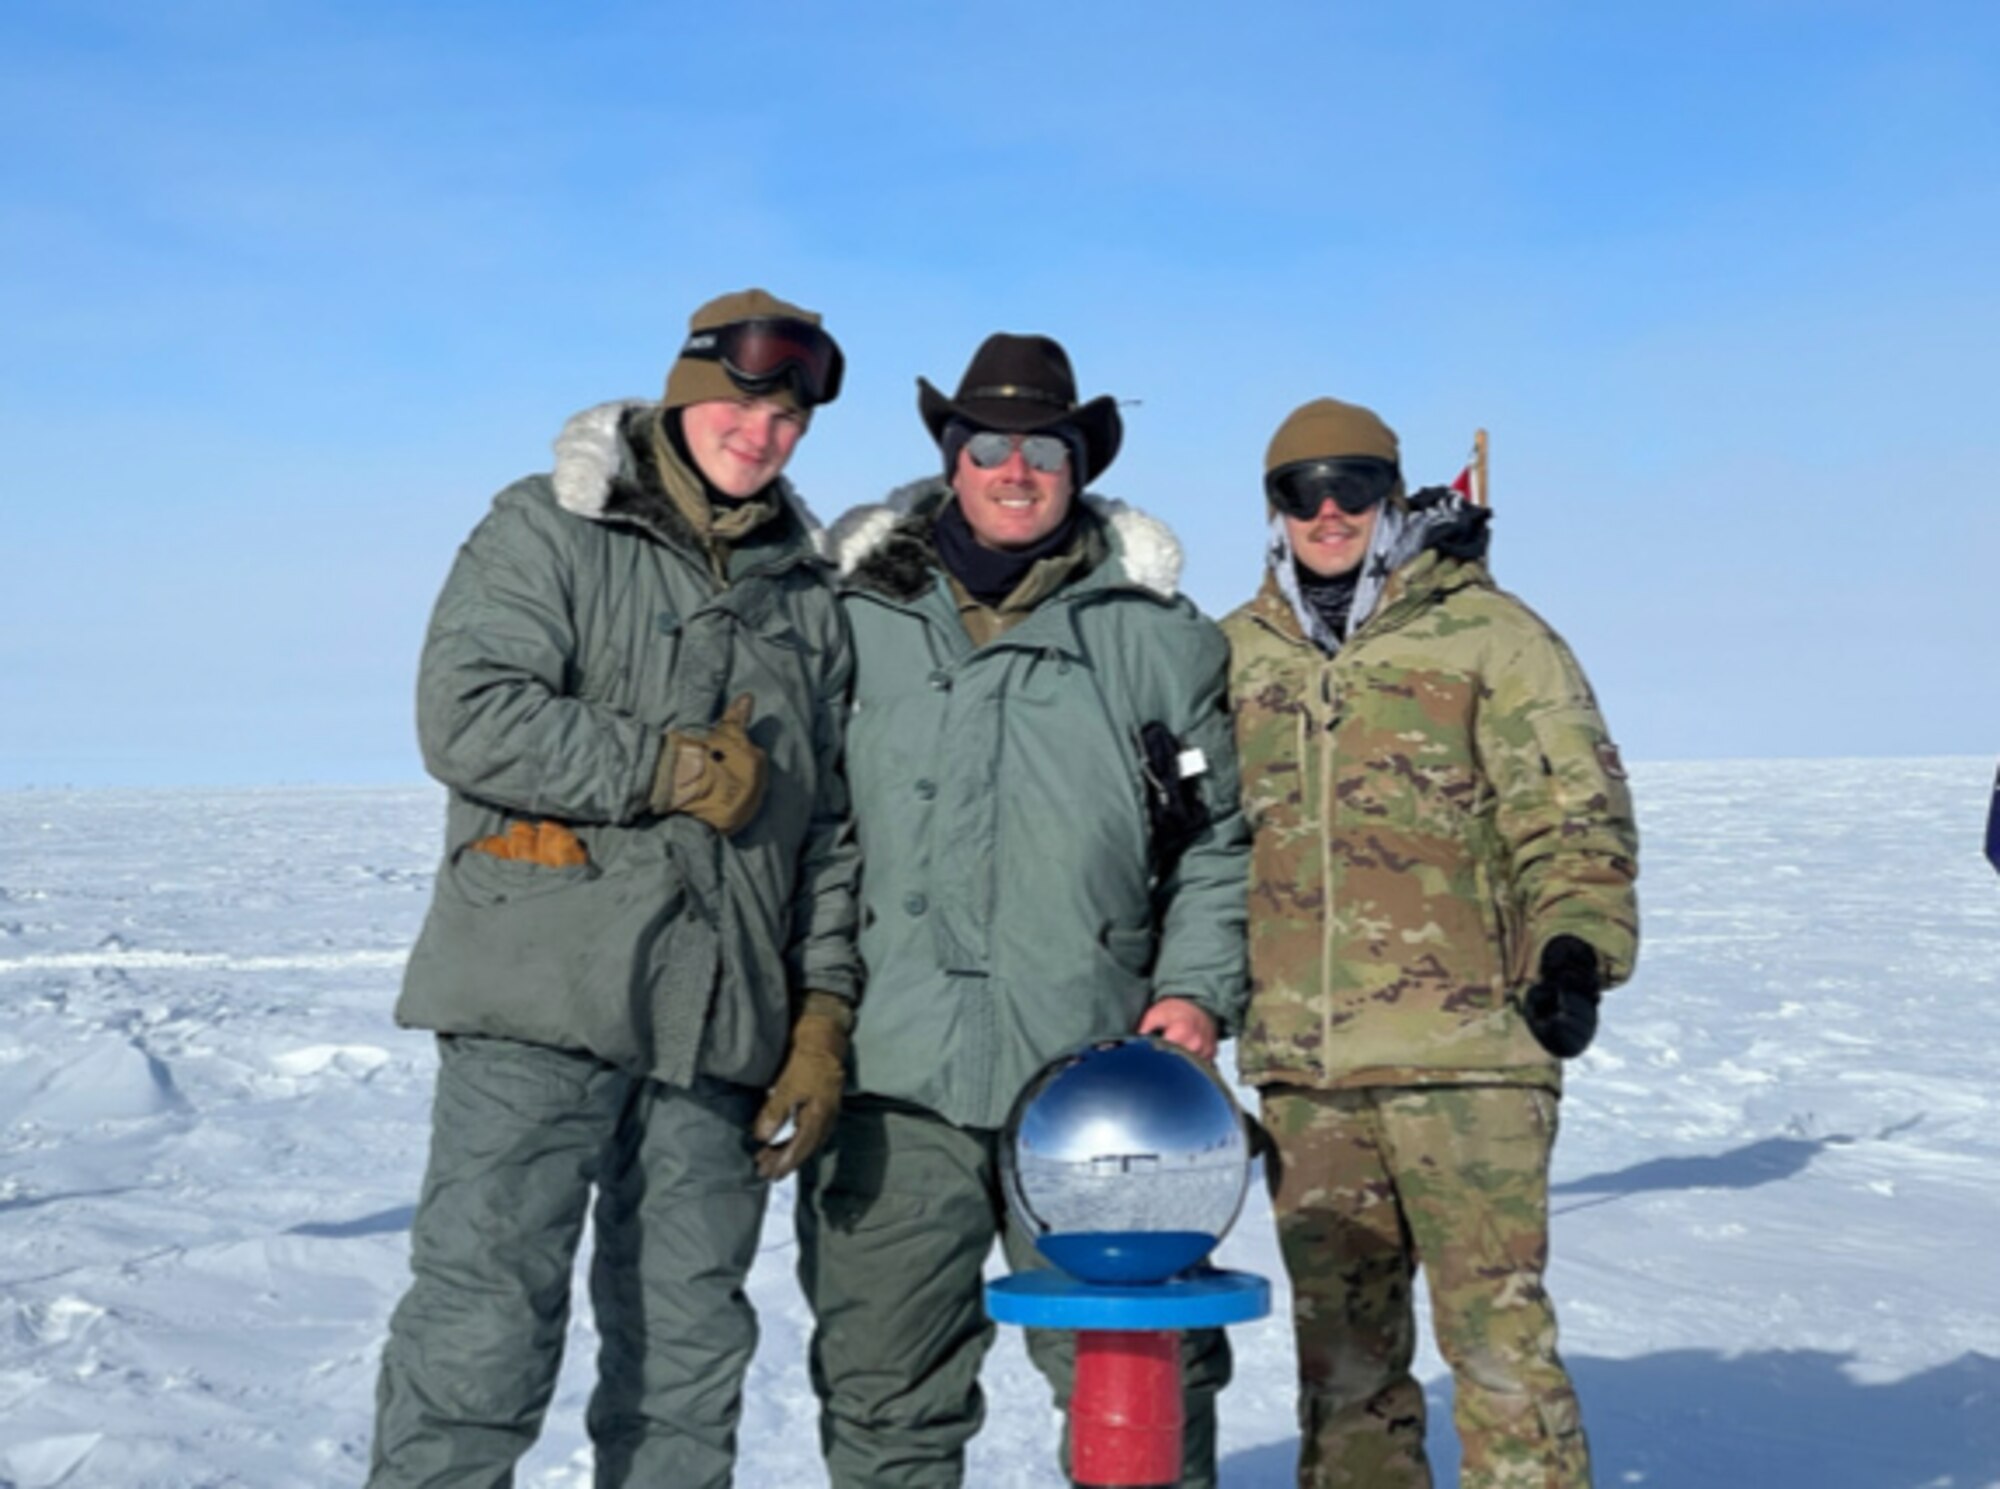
left=663, top=287, right=825, bottom=414
left=1265, top=397, right=1401, bottom=474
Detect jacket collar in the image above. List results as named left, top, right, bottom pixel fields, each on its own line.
left=549, top=399, right=826, bottom=566
left=827, top=478, right=1184, bottom=604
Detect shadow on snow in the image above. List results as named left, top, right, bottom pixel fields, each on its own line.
left=1553, top=1134, right=1856, bottom=1210
left=1221, top=1348, right=1999, bottom=1489
left=288, top=1204, right=416, bottom=1239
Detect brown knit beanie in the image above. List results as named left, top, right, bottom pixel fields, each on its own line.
left=1264, top=398, right=1401, bottom=474
left=663, top=288, right=825, bottom=416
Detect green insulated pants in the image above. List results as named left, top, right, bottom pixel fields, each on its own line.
left=798, top=1095, right=1233, bottom=1488
left=369, top=1035, right=768, bottom=1489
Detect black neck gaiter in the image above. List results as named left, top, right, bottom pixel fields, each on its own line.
left=933, top=497, right=1084, bottom=606
left=1295, top=561, right=1361, bottom=644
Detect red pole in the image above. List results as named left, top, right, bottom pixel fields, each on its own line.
left=1070, top=1329, right=1183, bottom=1487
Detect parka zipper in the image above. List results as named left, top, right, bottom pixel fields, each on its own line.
left=1316, top=659, right=1338, bottom=1078
left=1250, top=601, right=1343, bottom=1083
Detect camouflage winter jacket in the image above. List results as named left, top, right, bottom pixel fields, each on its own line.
left=1222, top=511, right=1638, bottom=1092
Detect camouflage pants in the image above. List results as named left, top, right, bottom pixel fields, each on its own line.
left=1260, top=1084, right=1589, bottom=1489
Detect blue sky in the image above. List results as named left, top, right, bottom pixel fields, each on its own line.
left=2, top=1, right=1995, bottom=787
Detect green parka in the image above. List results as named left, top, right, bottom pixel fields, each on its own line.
left=828, top=484, right=1249, bottom=1130
left=1223, top=501, right=1638, bottom=1092
left=396, top=401, right=860, bottom=1091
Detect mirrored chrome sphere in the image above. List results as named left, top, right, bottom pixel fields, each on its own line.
left=1000, top=1035, right=1250, bottom=1285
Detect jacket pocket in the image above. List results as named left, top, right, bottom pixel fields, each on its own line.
left=746, top=620, right=809, bottom=654
left=402, top=843, right=675, bottom=1074
left=1099, top=921, right=1158, bottom=980
left=443, top=840, right=600, bottom=907
left=1469, top=842, right=1528, bottom=998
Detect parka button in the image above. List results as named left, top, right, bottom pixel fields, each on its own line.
left=915, top=779, right=937, bottom=800
left=904, top=893, right=928, bottom=916
left=928, top=670, right=952, bottom=691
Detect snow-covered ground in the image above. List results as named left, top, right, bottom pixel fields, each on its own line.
left=1, top=759, right=1995, bottom=1488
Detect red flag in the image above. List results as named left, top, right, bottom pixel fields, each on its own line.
left=1448, top=431, right=1488, bottom=507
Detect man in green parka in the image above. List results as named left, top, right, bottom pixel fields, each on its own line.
left=1224, top=398, right=1639, bottom=1489
left=369, top=289, right=860, bottom=1489
left=798, top=334, right=1251, bottom=1487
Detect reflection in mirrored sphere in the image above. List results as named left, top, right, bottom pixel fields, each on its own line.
left=1000, top=1036, right=1250, bottom=1284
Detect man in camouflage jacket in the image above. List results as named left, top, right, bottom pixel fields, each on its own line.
left=1223, top=398, right=1639, bottom=1489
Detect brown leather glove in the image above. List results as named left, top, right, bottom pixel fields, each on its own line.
left=467, top=820, right=589, bottom=867
left=753, top=991, right=852, bottom=1181
left=651, top=693, right=768, bottom=835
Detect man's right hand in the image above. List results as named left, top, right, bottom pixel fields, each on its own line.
left=651, top=693, right=768, bottom=835
left=1138, top=997, right=1220, bottom=1062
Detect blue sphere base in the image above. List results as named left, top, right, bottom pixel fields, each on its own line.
left=985, top=1268, right=1270, bottom=1331
left=1036, top=1229, right=1217, bottom=1285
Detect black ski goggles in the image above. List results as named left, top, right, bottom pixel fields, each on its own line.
left=1264, top=456, right=1400, bottom=519
left=679, top=317, right=845, bottom=406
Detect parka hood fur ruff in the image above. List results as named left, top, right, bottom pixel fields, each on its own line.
left=827, top=478, right=1183, bottom=602
left=549, top=399, right=826, bottom=552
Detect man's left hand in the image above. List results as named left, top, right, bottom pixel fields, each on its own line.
left=1137, top=997, right=1219, bottom=1062
left=1522, top=935, right=1603, bottom=1059
left=753, top=992, right=851, bottom=1181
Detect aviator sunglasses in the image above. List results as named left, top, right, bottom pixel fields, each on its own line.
left=1265, top=456, right=1399, bottom=520
left=964, top=430, right=1072, bottom=474
left=678, top=317, right=845, bottom=405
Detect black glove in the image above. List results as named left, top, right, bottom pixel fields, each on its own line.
left=1522, top=934, right=1602, bottom=1059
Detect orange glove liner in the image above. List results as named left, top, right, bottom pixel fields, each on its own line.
left=467, top=820, right=590, bottom=868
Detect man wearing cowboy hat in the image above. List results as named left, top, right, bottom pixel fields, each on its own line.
left=795, top=333, right=1251, bottom=1487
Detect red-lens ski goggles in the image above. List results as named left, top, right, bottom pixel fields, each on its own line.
left=679, top=317, right=846, bottom=406
left=1265, top=456, right=1399, bottom=519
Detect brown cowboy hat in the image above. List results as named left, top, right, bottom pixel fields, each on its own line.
left=917, top=332, right=1123, bottom=485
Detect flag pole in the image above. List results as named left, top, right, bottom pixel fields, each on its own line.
left=1474, top=428, right=1489, bottom=508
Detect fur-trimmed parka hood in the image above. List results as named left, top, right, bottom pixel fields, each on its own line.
left=825, top=478, right=1183, bottom=604
left=548, top=399, right=826, bottom=560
